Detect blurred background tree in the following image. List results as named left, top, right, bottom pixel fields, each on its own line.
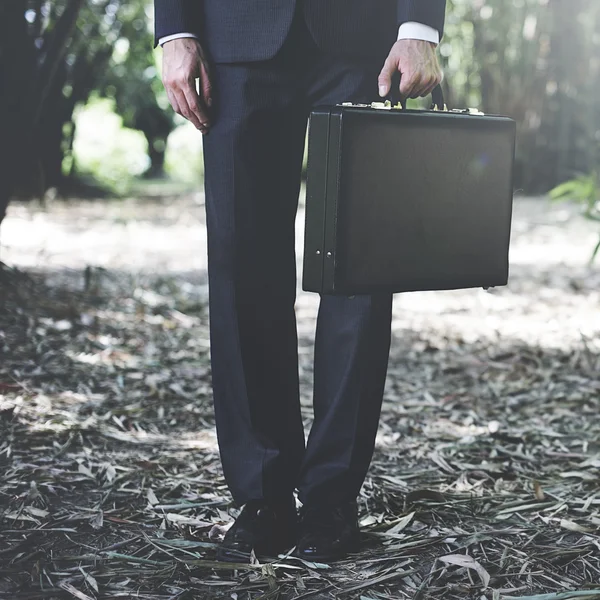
left=1, top=0, right=599, bottom=226
left=441, top=0, right=600, bottom=192
left=0, top=0, right=175, bottom=223
left=98, top=3, right=174, bottom=180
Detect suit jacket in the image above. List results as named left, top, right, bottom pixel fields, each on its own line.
left=154, top=0, right=446, bottom=63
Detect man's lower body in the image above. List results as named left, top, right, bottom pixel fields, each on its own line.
left=202, top=7, right=394, bottom=562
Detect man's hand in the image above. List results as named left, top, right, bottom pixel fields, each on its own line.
left=162, top=38, right=212, bottom=134
left=378, top=40, right=442, bottom=100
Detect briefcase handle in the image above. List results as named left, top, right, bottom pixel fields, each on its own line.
left=430, top=85, right=445, bottom=111
left=389, top=81, right=446, bottom=111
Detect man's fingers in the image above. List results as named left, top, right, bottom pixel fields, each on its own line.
left=378, top=57, right=396, bottom=98
left=166, top=80, right=209, bottom=133
left=386, top=39, right=444, bottom=101
left=402, top=72, right=441, bottom=99
left=411, top=74, right=432, bottom=98
left=173, top=86, right=203, bottom=130
left=161, top=39, right=211, bottom=132
left=200, top=61, right=213, bottom=108
left=181, top=78, right=209, bottom=131
left=399, top=72, right=418, bottom=99
left=164, top=79, right=188, bottom=117
left=422, top=76, right=439, bottom=99
left=166, top=88, right=182, bottom=117
left=422, top=71, right=443, bottom=98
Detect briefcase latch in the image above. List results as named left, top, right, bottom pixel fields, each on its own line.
left=448, top=108, right=486, bottom=116
left=369, top=101, right=393, bottom=110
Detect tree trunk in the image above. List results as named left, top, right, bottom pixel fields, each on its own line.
left=0, top=1, right=35, bottom=225
left=143, top=135, right=168, bottom=179
left=31, top=0, right=84, bottom=130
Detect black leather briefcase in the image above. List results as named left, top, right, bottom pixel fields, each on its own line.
left=302, top=90, right=516, bottom=295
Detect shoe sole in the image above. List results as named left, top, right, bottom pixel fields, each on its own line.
left=294, top=536, right=361, bottom=564
left=216, top=540, right=296, bottom=564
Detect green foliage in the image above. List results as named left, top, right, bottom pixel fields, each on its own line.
left=550, top=173, right=600, bottom=263
left=164, top=124, right=205, bottom=184
left=550, top=174, right=599, bottom=215
left=72, top=98, right=203, bottom=191
left=72, top=97, right=150, bottom=194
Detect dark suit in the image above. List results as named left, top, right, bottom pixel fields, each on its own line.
left=154, top=0, right=446, bottom=61
left=154, top=0, right=446, bottom=507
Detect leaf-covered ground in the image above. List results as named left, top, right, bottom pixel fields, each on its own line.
left=1, top=193, right=599, bottom=600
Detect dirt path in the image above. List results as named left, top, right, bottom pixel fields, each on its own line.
left=1, top=193, right=599, bottom=599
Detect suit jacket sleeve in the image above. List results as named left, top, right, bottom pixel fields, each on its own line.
left=397, top=0, right=446, bottom=38
left=154, top=0, right=203, bottom=47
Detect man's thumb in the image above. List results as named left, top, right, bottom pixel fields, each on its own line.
left=378, top=58, right=395, bottom=98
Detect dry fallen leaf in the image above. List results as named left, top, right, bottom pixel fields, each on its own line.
left=439, top=553, right=491, bottom=589
left=58, top=582, right=95, bottom=600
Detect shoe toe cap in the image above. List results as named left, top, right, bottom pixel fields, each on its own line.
left=296, top=535, right=335, bottom=559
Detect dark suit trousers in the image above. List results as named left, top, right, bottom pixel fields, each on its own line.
left=202, top=7, right=394, bottom=507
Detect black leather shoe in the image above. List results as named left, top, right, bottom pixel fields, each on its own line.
left=216, top=499, right=298, bottom=563
left=295, top=500, right=360, bottom=562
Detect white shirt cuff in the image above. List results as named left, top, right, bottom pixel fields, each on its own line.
left=159, top=24, right=439, bottom=48
left=158, top=33, right=199, bottom=46
left=397, top=22, right=440, bottom=45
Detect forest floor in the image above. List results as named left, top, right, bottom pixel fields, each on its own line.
left=1, top=190, right=600, bottom=600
